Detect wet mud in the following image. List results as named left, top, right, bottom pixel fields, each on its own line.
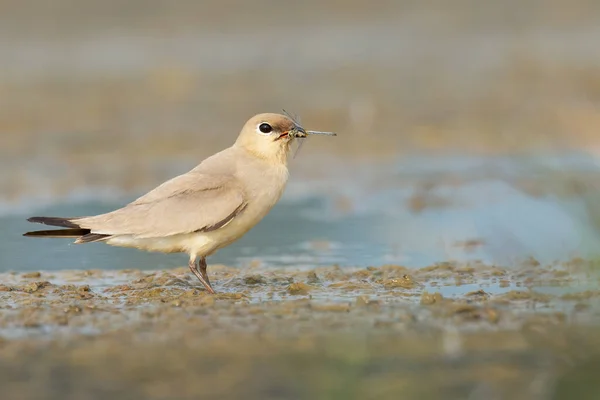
left=1, top=260, right=599, bottom=399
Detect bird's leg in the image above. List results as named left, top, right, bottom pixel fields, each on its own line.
left=188, top=257, right=215, bottom=294
left=197, top=257, right=213, bottom=288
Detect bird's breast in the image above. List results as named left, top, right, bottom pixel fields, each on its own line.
left=208, top=164, right=289, bottom=245
left=233, top=164, right=289, bottom=227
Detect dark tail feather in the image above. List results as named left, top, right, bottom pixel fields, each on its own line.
left=23, top=228, right=110, bottom=243
left=23, top=228, right=90, bottom=238
left=25, top=216, right=111, bottom=244
left=27, top=216, right=80, bottom=229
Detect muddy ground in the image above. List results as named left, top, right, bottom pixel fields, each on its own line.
left=1, top=260, right=599, bottom=399
left=3, top=1, right=600, bottom=398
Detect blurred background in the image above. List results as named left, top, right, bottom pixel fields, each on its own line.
left=1, top=1, right=600, bottom=399
left=3, top=0, right=600, bottom=271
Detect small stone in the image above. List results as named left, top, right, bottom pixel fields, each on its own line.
left=421, top=291, right=444, bottom=305
left=243, top=275, right=266, bottom=285
left=287, top=282, right=312, bottom=296
left=384, top=274, right=417, bottom=289
left=306, top=271, right=320, bottom=284
left=465, top=289, right=490, bottom=299
left=23, top=281, right=50, bottom=293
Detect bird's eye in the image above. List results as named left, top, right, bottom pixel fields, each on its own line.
left=258, top=123, right=272, bottom=134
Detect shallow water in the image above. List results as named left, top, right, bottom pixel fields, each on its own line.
left=3, top=154, right=600, bottom=274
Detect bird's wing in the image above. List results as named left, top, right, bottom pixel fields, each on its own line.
left=73, top=172, right=247, bottom=238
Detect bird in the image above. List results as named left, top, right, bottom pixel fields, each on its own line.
left=23, top=112, right=336, bottom=294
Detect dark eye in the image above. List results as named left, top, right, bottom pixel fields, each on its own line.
left=259, top=123, right=272, bottom=134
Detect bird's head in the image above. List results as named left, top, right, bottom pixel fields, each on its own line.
left=235, top=112, right=336, bottom=163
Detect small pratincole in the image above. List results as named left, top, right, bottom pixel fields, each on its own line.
left=24, top=112, right=336, bottom=294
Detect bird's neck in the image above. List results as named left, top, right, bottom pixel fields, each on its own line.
left=237, top=142, right=291, bottom=166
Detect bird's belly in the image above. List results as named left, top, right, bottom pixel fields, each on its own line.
left=105, top=234, right=212, bottom=254
left=197, top=205, right=268, bottom=252
left=196, top=198, right=279, bottom=253
left=105, top=207, right=266, bottom=257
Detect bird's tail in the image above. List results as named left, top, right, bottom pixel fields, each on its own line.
left=24, top=216, right=109, bottom=243
left=26, top=216, right=80, bottom=228
left=23, top=228, right=91, bottom=238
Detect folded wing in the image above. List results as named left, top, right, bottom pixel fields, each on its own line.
left=73, top=172, right=247, bottom=238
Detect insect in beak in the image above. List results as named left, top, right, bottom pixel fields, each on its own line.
left=289, top=126, right=307, bottom=139
left=275, top=126, right=308, bottom=141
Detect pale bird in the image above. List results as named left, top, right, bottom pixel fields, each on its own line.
left=24, top=112, right=336, bottom=294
